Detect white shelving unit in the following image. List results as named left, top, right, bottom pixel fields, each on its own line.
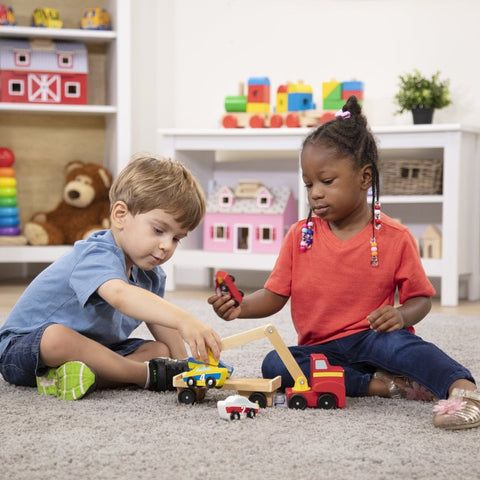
left=0, top=1, right=130, bottom=274
left=159, top=125, right=480, bottom=307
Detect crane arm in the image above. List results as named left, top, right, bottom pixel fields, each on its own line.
left=221, top=324, right=310, bottom=391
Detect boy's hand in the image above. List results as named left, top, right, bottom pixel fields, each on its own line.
left=178, top=318, right=222, bottom=362
left=367, top=305, right=405, bottom=333
left=208, top=293, right=241, bottom=321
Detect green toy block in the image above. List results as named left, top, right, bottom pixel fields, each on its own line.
left=322, top=99, right=345, bottom=110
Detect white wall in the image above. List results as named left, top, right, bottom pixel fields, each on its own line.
left=132, top=0, right=480, bottom=152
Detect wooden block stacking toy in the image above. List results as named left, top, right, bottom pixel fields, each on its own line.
left=0, top=147, right=27, bottom=245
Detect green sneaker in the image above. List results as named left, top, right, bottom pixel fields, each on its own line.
left=36, top=361, right=96, bottom=400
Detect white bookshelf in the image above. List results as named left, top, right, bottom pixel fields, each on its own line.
left=0, top=0, right=131, bottom=273
left=158, top=125, right=480, bottom=307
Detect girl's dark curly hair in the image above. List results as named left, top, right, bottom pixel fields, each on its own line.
left=301, top=95, right=380, bottom=237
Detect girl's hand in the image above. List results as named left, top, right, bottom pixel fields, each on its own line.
left=207, top=293, right=241, bottom=321
left=367, top=305, right=405, bottom=333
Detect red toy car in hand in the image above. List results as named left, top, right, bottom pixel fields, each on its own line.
left=214, top=270, right=244, bottom=307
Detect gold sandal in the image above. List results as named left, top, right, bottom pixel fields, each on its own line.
left=433, top=388, right=480, bottom=430
left=373, top=370, right=435, bottom=401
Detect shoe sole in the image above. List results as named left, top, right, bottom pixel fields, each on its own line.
left=37, top=361, right=96, bottom=400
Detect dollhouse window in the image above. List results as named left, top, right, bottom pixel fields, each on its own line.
left=8, top=80, right=24, bottom=96
left=15, top=51, right=30, bottom=66
left=258, top=226, right=274, bottom=243
left=256, top=191, right=273, bottom=209
left=64, top=82, right=81, bottom=98
left=219, top=194, right=233, bottom=208
left=58, top=53, right=73, bottom=68
left=213, top=224, right=228, bottom=241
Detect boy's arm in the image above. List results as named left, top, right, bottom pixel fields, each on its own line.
left=97, top=278, right=221, bottom=361
left=367, top=296, right=432, bottom=333
left=147, top=323, right=188, bottom=359
left=208, top=287, right=289, bottom=321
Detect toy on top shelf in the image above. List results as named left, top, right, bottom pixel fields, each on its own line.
left=0, top=4, right=16, bottom=26
left=0, top=38, right=88, bottom=105
left=214, top=270, right=244, bottom=307
left=80, top=8, right=111, bottom=30
left=0, top=147, right=26, bottom=245
left=221, top=76, right=335, bottom=129
left=217, top=395, right=260, bottom=421
left=204, top=180, right=297, bottom=255
left=31, top=8, right=63, bottom=28
left=322, top=80, right=364, bottom=110
left=181, top=350, right=234, bottom=389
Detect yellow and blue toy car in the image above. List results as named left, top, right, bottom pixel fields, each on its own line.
left=32, top=8, right=62, bottom=28
left=181, top=353, right=233, bottom=389
left=80, top=7, right=111, bottom=30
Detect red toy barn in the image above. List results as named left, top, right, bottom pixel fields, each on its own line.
left=0, top=38, right=88, bottom=105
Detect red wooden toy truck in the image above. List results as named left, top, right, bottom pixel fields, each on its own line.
left=286, top=353, right=346, bottom=409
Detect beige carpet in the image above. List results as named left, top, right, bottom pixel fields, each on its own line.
left=0, top=298, right=479, bottom=480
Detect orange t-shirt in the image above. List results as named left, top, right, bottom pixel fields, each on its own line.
left=265, top=214, right=435, bottom=346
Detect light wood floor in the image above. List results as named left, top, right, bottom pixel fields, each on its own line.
left=0, top=278, right=479, bottom=316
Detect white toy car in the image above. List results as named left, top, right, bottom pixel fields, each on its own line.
left=217, top=395, right=259, bottom=421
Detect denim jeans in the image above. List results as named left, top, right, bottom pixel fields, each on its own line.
left=261, top=328, right=474, bottom=399
left=0, top=323, right=150, bottom=387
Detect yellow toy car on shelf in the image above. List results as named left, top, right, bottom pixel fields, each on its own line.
left=32, top=8, right=62, bottom=28
left=80, top=7, right=111, bottom=30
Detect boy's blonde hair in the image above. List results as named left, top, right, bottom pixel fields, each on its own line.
left=109, top=155, right=205, bottom=231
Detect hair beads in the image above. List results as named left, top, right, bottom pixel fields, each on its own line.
left=300, top=220, right=314, bottom=251
left=371, top=201, right=381, bottom=266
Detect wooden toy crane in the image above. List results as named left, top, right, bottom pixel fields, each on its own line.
left=173, top=323, right=310, bottom=408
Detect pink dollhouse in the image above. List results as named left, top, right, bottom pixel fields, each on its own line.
left=203, top=180, right=297, bottom=254
left=0, top=38, right=88, bottom=104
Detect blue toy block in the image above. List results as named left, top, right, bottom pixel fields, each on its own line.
left=288, top=93, right=314, bottom=112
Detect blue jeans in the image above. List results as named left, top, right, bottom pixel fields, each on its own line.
left=261, top=328, right=474, bottom=399
left=0, top=323, right=150, bottom=387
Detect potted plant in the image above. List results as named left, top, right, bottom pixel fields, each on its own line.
left=394, top=69, right=451, bottom=124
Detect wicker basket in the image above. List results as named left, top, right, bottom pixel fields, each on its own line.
left=379, top=158, right=443, bottom=195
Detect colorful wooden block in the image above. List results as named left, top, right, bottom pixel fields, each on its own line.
left=247, top=77, right=271, bottom=104
left=322, top=81, right=341, bottom=100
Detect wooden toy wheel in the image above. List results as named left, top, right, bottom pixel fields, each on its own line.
left=222, top=114, right=238, bottom=128
left=317, top=393, right=336, bottom=409
left=248, top=392, right=267, bottom=408
left=249, top=115, right=265, bottom=128
left=270, top=114, right=283, bottom=128
left=246, top=409, right=256, bottom=418
left=320, top=112, right=336, bottom=123
left=178, top=389, right=196, bottom=405
left=288, top=394, right=307, bottom=410
left=206, top=377, right=217, bottom=388
left=285, top=113, right=300, bottom=128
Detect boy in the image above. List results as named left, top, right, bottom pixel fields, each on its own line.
left=0, top=155, right=222, bottom=400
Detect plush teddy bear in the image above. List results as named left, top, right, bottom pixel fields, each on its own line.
left=24, top=160, right=112, bottom=245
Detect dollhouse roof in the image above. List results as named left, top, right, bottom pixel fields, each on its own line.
left=0, top=39, right=88, bottom=73
left=206, top=184, right=293, bottom=215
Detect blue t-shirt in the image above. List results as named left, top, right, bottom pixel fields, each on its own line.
left=0, top=230, right=166, bottom=358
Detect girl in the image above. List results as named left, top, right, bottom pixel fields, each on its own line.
left=208, top=96, right=480, bottom=430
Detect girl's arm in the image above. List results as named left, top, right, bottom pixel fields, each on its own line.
left=97, top=278, right=222, bottom=361
left=367, top=296, right=432, bottom=333
left=208, top=287, right=289, bottom=321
